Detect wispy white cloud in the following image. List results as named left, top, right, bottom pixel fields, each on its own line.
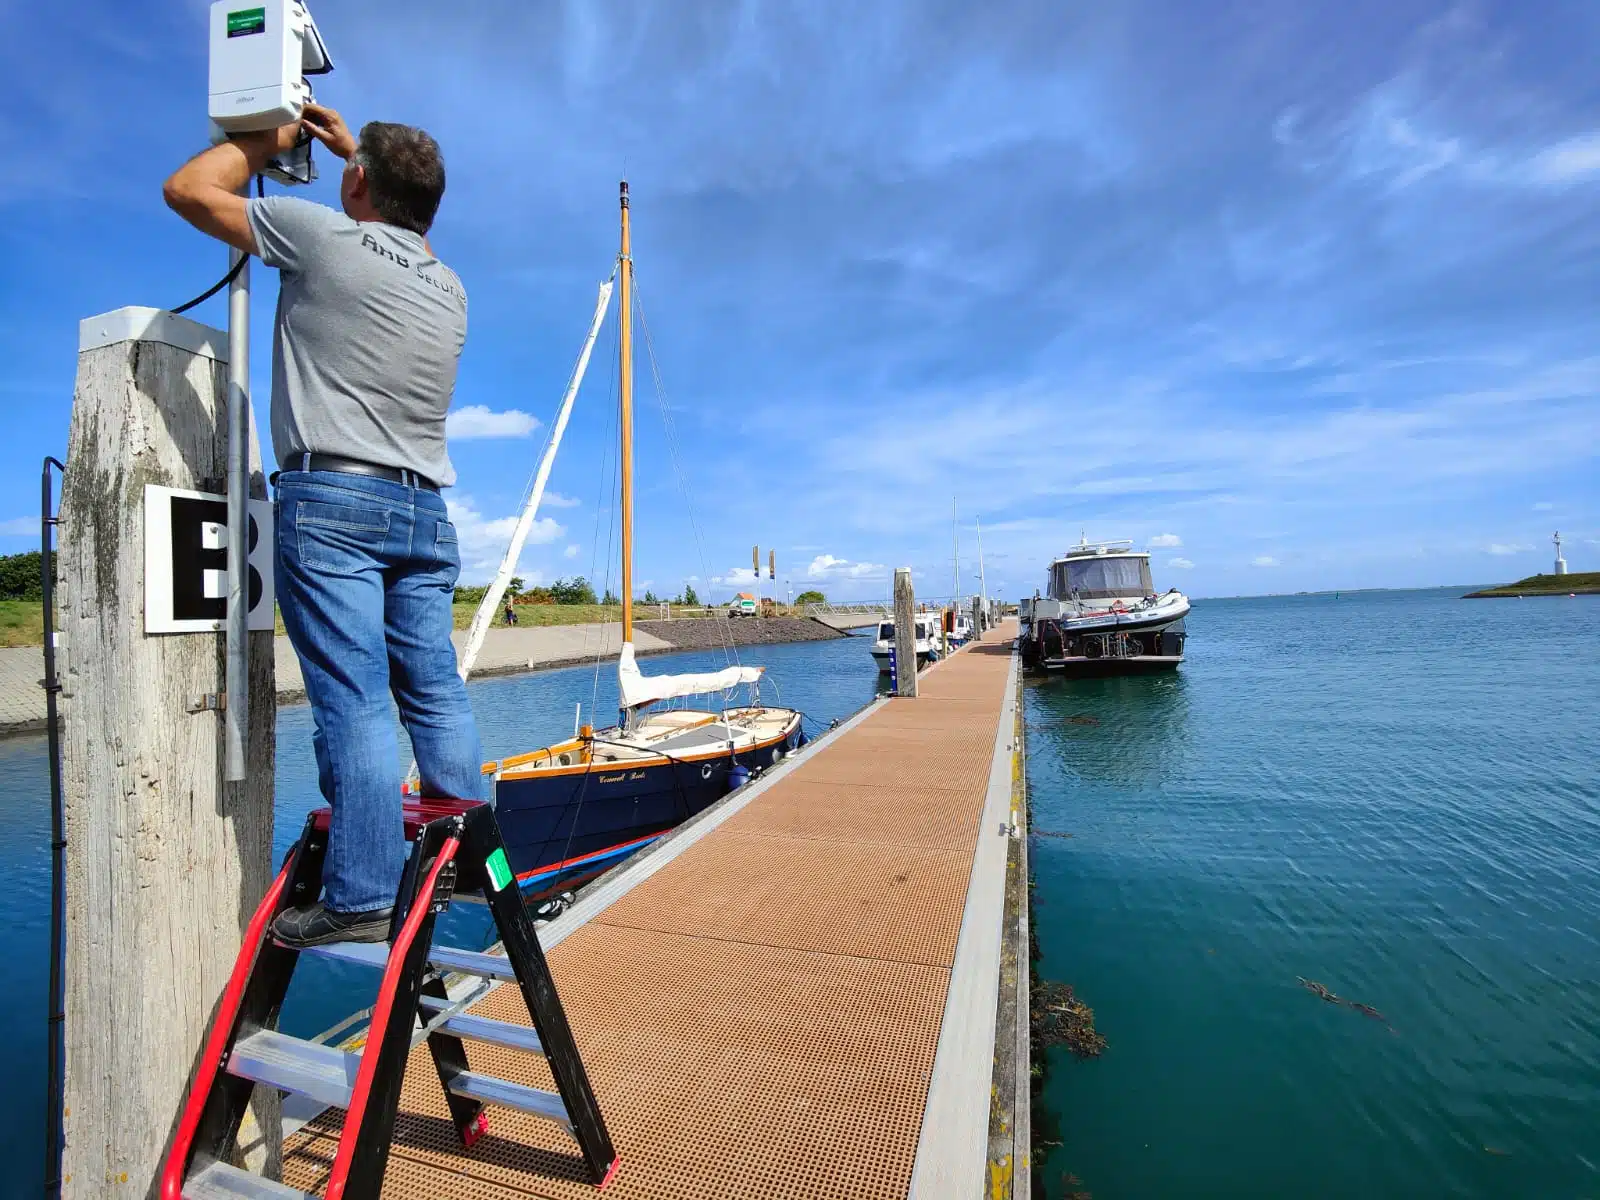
left=1527, top=133, right=1600, bottom=185
left=0, top=517, right=38, bottom=536
left=1532, top=502, right=1554, bottom=512
left=805, top=554, right=887, bottom=580
left=562, top=543, right=580, bottom=559
left=445, top=494, right=563, bottom=578
left=1168, top=556, right=1194, bottom=569
left=712, top=566, right=759, bottom=587
left=1149, top=533, right=1182, bottom=548
left=1485, top=543, right=1531, bottom=555
left=1251, top=555, right=1279, bottom=568
left=542, top=491, right=581, bottom=509
left=446, top=405, right=541, bottom=439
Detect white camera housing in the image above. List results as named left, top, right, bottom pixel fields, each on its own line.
left=208, top=0, right=332, bottom=133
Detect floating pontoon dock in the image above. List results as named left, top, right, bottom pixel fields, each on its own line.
left=278, top=621, right=1026, bottom=1199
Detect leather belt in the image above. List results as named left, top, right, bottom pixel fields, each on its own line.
left=275, top=452, right=439, bottom=492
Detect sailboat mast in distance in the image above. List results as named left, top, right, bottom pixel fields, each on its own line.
left=952, top=496, right=960, bottom=605
left=618, top=181, right=635, bottom=641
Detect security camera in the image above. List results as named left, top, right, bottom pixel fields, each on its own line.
left=208, top=0, right=333, bottom=184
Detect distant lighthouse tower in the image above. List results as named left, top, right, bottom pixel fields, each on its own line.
left=1553, top=531, right=1567, bottom=576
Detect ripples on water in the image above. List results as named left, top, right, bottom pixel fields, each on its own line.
left=0, top=632, right=881, bottom=1193
left=1030, top=590, right=1600, bottom=1199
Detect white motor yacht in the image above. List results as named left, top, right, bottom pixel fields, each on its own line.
left=1019, top=537, right=1190, bottom=673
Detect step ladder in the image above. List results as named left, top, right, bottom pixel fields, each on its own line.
left=160, top=797, right=619, bottom=1199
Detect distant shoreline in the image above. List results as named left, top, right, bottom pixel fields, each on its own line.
left=1462, top=571, right=1600, bottom=599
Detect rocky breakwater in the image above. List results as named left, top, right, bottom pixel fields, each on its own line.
left=635, top=615, right=846, bottom=651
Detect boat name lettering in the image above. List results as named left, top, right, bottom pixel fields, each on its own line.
left=597, top=770, right=649, bottom=783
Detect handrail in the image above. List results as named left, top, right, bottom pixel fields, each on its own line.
left=324, top=835, right=461, bottom=1200
left=158, top=861, right=294, bottom=1200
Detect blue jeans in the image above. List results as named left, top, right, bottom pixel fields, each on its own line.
left=275, top=469, right=484, bottom=913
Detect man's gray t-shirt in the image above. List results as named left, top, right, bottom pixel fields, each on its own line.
left=245, top=196, right=466, bottom=487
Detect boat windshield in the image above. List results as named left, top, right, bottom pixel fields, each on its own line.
left=877, top=622, right=894, bottom=640
left=1051, top=556, right=1153, bottom=599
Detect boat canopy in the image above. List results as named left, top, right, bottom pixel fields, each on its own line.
left=617, top=641, right=763, bottom=710
left=1050, top=556, right=1154, bottom=600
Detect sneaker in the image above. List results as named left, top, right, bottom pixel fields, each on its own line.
left=272, top=902, right=394, bottom=948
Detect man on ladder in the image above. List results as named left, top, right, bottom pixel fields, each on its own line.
left=164, top=103, right=483, bottom=947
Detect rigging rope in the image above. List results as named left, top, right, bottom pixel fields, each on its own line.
left=631, top=274, right=748, bottom=688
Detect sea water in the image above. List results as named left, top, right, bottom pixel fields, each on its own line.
left=1029, top=588, right=1600, bottom=1198
left=0, top=632, right=881, bottom=1195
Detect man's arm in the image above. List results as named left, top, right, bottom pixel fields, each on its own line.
left=162, top=126, right=301, bottom=254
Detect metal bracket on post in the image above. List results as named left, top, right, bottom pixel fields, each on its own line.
left=224, top=236, right=250, bottom=781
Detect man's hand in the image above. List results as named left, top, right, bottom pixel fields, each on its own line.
left=302, top=103, right=357, bottom=161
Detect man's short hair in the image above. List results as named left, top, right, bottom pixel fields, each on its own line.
left=354, top=122, right=446, bottom=235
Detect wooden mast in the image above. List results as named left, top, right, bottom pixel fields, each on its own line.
left=618, top=180, right=635, bottom=642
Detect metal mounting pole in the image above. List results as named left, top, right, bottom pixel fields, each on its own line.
left=40, top=455, right=65, bottom=1200
left=224, top=238, right=250, bottom=780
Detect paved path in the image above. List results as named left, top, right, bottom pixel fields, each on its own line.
left=1, top=624, right=676, bottom=734
left=0, top=646, right=47, bottom=732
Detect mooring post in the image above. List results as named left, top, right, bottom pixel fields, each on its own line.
left=972, top=595, right=983, bottom=641
left=893, top=566, right=918, bottom=698
left=58, top=307, right=277, bottom=1195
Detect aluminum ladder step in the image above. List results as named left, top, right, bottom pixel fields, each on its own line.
left=447, top=1070, right=571, bottom=1131
left=417, top=995, right=545, bottom=1055
left=184, top=1159, right=312, bottom=1200
left=294, top=939, right=519, bottom=982
left=226, top=1028, right=358, bottom=1110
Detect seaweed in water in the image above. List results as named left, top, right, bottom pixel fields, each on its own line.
left=1032, top=829, right=1075, bottom=839
left=1059, top=1172, right=1093, bottom=1199
left=1296, top=977, right=1396, bottom=1032
left=1066, top=714, right=1100, bottom=725
left=1033, top=980, right=1107, bottom=1059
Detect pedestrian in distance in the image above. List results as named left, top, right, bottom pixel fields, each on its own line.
left=164, top=102, right=483, bottom=947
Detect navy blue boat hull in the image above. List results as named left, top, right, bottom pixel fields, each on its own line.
left=492, top=720, right=802, bottom=900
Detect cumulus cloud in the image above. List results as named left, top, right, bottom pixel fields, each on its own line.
left=542, top=491, right=581, bottom=508
left=446, top=405, right=541, bottom=439
left=563, top=543, right=580, bottom=559
left=1485, top=543, right=1531, bottom=555
left=1149, top=533, right=1182, bottom=548
left=0, top=517, right=37, bottom=536
left=712, top=566, right=759, bottom=586
left=1168, top=556, right=1194, bottom=569
left=445, top=494, right=563, bottom=578
left=805, top=554, right=887, bottom=580
left=1251, top=555, right=1279, bottom=568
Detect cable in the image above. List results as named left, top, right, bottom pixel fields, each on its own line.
left=171, top=176, right=265, bottom=315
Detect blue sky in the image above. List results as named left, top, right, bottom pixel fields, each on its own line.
left=2, top=0, right=1596, bottom=600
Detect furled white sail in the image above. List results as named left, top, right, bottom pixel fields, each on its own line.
left=457, top=273, right=615, bottom=683
left=616, top=641, right=762, bottom=710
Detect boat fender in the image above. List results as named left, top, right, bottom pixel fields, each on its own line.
left=728, top=763, right=752, bottom=790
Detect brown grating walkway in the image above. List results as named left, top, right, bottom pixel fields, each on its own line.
left=283, top=622, right=1017, bottom=1200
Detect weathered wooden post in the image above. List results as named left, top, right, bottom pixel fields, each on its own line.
left=972, top=595, right=983, bottom=641
left=893, top=566, right=918, bottom=698
left=58, top=307, right=277, bottom=1195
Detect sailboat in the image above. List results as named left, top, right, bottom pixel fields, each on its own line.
left=473, top=183, right=803, bottom=898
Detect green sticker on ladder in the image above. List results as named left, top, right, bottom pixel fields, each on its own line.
left=485, top=847, right=514, bottom=891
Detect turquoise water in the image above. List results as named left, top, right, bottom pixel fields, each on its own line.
left=0, top=632, right=881, bottom=1196
left=1029, top=589, right=1600, bottom=1198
